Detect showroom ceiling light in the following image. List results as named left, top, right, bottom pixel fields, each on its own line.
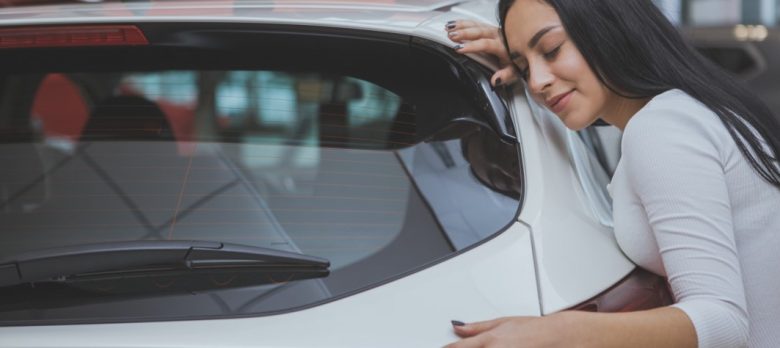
left=734, top=24, right=768, bottom=42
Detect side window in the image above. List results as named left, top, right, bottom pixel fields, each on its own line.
left=578, top=126, right=622, bottom=178
left=398, top=122, right=521, bottom=249
left=574, top=125, right=622, bottom=227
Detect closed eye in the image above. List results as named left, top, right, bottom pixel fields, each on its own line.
left=543, top=45, right=561, bottom=60
left=515, top=45, right=562, bottom=81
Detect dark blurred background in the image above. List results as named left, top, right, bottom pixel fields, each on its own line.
left=655, top=0, right=780, bottom=116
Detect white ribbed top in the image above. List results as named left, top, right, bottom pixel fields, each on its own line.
left=611, top=89, right=780, bottom=348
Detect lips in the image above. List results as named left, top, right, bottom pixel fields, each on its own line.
left=546, top=90, right=573, bottom=113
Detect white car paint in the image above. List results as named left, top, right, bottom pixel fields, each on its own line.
left=414, top=8, right=634, bottom=313
left=0, top=0, right=635, bottom=345
left=2, top=224, right=539, bottom=348
left=512, top=93, right=634, bottom=314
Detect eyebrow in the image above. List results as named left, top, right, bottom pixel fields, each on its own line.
left=508, top=25, right=560, bottom=62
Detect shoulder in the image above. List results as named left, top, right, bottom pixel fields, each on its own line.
left=621, top=89, right=729, bottom=160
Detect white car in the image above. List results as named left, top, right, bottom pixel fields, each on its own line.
left=0, top=0, right=670, bottom=347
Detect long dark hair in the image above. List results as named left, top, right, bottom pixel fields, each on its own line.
left=498, top=0, right=780, bottom=188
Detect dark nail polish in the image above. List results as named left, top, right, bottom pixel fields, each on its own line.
left=446, top=23, right=456, bottom=30
left=447, top=20, right=456, bottom=25
left=495, top=78, right=503, bottom=87
left=451, top=320, right=465, bottom=327
left=453, top=44, right=463, bottom=50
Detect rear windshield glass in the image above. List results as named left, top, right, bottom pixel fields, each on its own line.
left=0, top=36, right=522, bottom=324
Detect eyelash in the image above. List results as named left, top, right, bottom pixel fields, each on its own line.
left=544, top=45, right=562, bottom=59
left=517, top=44, right=562, bottom=81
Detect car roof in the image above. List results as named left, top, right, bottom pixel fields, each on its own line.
left=0, top=0, right=487, bottom=31
left=0, top=0, right=466, bottom=12
left=0, top=0, right=502, bottom=73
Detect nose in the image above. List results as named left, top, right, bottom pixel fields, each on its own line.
left=526, top=60, right=554, bottom=95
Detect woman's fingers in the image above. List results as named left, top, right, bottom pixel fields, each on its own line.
left=446, top=19, right=517, bottom=88
left=454, top=38, right=507, bottom=59
left=491, top=66, right=520, bottom=87
left=446, top=19, right=496, bottom=32
left=448, top=25, right=501, bottom=43
left=453, top=43, right=518, bottom=87
left=452, top=317, right=507, bottom=337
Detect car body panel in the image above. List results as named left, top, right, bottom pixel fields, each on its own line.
left=0, top=0, right=639, bottom=343
left=511, top=94, right=634, bottom=314
left=0, top=0, right=466, bottom=12
left=0, top=1, right=441, bottom=34
left=0, top=224, right=538, bottom=347
left=398, top=16, right=636, bottom=309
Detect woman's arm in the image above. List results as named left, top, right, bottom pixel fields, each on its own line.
left=563, top=308, right=696, bottom=348
left=446, top=307, right=696, bottom=348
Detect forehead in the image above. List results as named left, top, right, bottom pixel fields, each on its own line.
left=503, top=0, right=561, bottom=51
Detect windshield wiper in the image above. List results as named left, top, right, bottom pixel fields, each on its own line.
left=0, top=240, right=329, bottom=294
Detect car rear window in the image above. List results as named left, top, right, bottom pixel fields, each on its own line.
left=0, top=25, right=522, bottom=325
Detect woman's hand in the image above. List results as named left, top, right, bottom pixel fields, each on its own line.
left=445, top=20, right=519, bottom=87
left=444, top=314, right=574, bottom=348
left=445, top=308, right=698, bottom=348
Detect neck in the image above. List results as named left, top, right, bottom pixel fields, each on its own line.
left=601, top=96, right=651, bottom=131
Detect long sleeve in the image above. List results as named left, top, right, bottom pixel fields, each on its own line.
left=619, top=99, right=749, bottom=348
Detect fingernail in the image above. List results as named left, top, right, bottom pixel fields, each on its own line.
left=495, top=78, right=503, bottom=87
left=453, top=44, right=463, bottom=50
left=451, top=320, right=465, bottom=327
left=447, top=20, right=456, bottom=25
left=446, top=23, right=456, bottom=30
left=448, top=31, right=458, bottom=37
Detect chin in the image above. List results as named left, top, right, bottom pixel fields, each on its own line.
left=560, top=115, right=590, bottom=131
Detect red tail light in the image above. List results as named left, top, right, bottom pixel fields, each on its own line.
left=572, top=268, right=674, bottom=312
left=0, top=25, right=148, bottom=49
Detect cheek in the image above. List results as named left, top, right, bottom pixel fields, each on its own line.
left=555, top=53, right=586, bottom=79
left=556, top=53, right=608, bottom=112
left=581, top=82, right=612, bottom=117
left=548, top=44, right=586, bottom=77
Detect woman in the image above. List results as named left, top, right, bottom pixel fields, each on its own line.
left=444, top=0, right=780, bottom=347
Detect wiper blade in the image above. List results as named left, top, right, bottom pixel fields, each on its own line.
left=0, top=240, right=329, bottom=292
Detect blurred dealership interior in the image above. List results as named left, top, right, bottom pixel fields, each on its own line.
left=655, top=0, right=779, bottom=26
